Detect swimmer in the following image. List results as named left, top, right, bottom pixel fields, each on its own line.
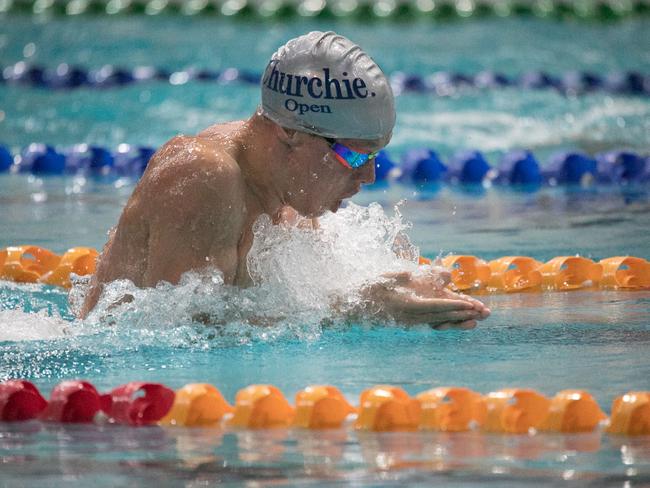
left=79, top=31, right=490, bottom=329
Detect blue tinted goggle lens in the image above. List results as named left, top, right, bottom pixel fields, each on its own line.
left=325, top=138, right=378, bottom=169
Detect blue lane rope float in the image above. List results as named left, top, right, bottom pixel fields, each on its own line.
left=2, top=63, right=649, bottom=97
left=1, top=143, right=648, bottom=187
left=0, top=0, right=649, bottom=21
left=1, top=143, right=157, bottom=177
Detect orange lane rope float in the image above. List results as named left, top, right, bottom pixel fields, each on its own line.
left=39, top=247, right=99, bottom=288
left=1, top=245, right=649, bottom=293
left=355, top=386, right=422, bottom=432
left=2, top=380, right=649, bottom=436
left=160, top=383, right=234, bottom=427
left=294, top=385, right=356, bottom=429
left=0, top=246, right=98, bottom=288
left=416, top=387, right=486, bottom=432
left=441, top=255, right=492, bottom=291
left=599, top=257, right=650, bottom=289
left=228, top=384, right=295, bottom=429
left=538, top=256, right=604, bottom=291
left=608, top=392, right=650, bottom=435
left=541, top=390, right=608, bottom=433
left=0, top=246, right=61, bottom=284
left=487, top=256, right=543, bottom=292
left=482, top=388, right=552, bottom=434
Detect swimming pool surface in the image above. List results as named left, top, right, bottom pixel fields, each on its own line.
left=1, top=13, right=650, bottom=486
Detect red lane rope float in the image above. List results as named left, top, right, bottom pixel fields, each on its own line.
left=41, top=380, right=105, bottom=423
left=0, top=380, right=48, bottom=421
left=0, top=380, right=175, bottom=425
left=1, top=245, right=649, bottom=293
left=101, top=382, right=175, bottom=426
left=1, top=380, right=649, bottom=435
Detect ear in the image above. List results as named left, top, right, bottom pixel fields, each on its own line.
left=273, top=124, right=301, bottom=147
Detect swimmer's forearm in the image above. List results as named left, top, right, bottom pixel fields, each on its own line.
left=335, top=274, right=488, bottom=329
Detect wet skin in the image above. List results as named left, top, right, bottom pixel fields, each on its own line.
left=79, top=112, right=490, bottom=328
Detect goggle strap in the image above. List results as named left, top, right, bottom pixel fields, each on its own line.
left=334, top=152, right=353, bottom=169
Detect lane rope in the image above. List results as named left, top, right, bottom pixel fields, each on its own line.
left=2, top=63, right=649, bottom=96
left=1, top=0, right=648, bottom=21
left=1, top=245, right=649, bottom=292
left=1, top=380, right=648, bottom=435
left=1, top=143, right=648, bottom=187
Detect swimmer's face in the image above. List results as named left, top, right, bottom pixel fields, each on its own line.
left=285, top=131, right=387, bottom=217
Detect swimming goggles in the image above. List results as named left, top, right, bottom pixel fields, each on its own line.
left=324, top=137, right=379, bottom=169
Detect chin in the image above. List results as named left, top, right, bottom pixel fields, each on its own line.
left=301, top=206, right=326, bottom=218
left=329, top=200, right=343, bottom=213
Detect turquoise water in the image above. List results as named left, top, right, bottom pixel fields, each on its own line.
left=1, top=16, right=650, bottom=157
left=1, top=14, right=650, bottom=486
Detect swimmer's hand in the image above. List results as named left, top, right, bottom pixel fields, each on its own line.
left=274, top=206, right=319, bottom=230
left=361, top=270, right=490, bottom=330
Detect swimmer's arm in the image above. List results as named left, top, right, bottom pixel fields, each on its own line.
left=274, top=206, right=319, bottom=230
left=143, top=145, right=247, bottom=286
left=347, top=271, right=490, bottom=330
left=78, top=139, right=246, bottom=318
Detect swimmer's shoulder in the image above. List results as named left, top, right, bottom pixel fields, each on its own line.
left=134, top=135, right=245, bottom=214
left=197, top=120, right=245, bottom=138
left=143, top=134, right=243, bottom=191
left=148, top=134, right=240, bottom=175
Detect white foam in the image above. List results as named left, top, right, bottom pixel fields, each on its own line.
left=0, top=309, right=73, bottom=342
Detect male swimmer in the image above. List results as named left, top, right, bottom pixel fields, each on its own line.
left=79, top=31, right=490, bottom=329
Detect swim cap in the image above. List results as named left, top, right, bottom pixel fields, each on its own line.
left=260, top=31, right=395, bottom=140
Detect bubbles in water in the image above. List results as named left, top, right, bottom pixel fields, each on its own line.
left=67, top=274, right=91, bottom=318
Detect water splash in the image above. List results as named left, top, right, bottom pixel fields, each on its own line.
left=77, top=203, right=425, bottom=345
left=0, top=309, right=73, bottom=342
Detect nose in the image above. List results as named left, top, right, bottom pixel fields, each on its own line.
left=356, top=160, right=376, bottom=185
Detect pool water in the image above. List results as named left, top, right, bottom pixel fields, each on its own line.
left=1, top=13, right=650, bottom=487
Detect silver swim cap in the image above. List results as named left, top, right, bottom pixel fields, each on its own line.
left=260, top=31, right=395, bottom=140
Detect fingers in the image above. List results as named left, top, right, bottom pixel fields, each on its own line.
left=370, top=275, right=491, bottom=328
left=382, top=272, right=412, bottom=286
left=437, top=268, right=452, bottom=287
left=443, top=310, right=484, bottom=321
left=432, top=319, right=477, bottom=331
left=401, top=310, right=482, bottom=327
left=440, top=289, right=491, bottom=318
left=406, top=308, right=482, bottom=321
left=386, top=294, right=475, bottom=313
